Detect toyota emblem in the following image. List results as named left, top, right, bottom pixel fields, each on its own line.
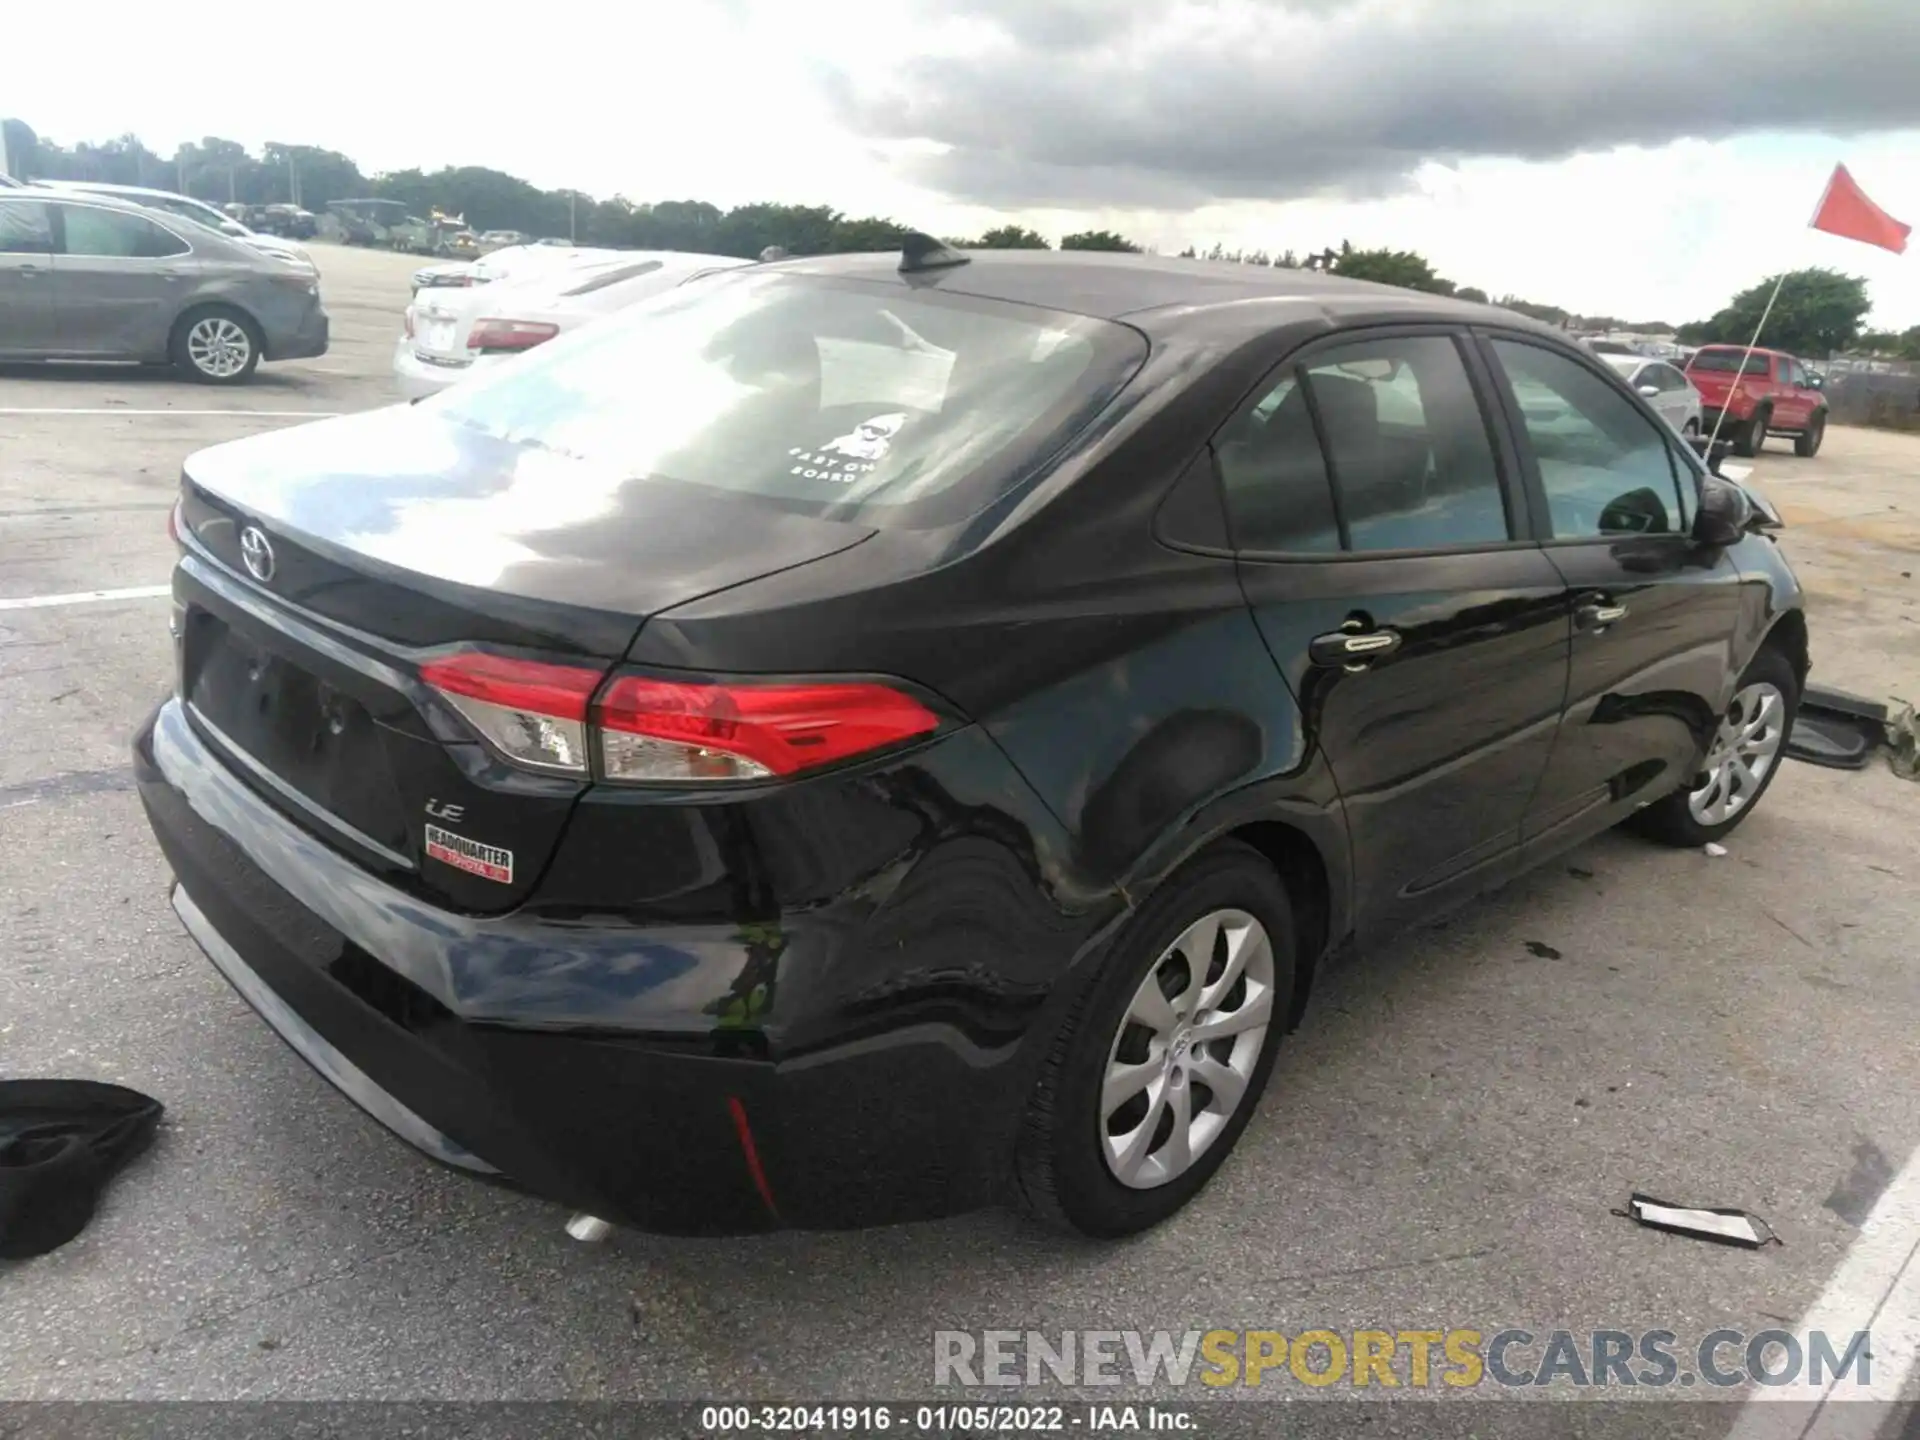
left=238, top=525, right=276, bottom=583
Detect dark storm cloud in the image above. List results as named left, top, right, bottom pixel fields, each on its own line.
left=822, top=0, right=1920, bottom=207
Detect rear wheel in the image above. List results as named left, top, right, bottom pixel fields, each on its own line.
left=1795, top=411, right=1827, bottom=457
left=1014, top=843, right=1296, bottom=1238
left=1733, top=406, right=1770, bottom=458
left=1627, top=647, right=1799, bottom=848
left=170, top=306, right=261, bottom=385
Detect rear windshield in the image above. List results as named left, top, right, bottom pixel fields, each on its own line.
left=1687, top=350, right=1772, bottom=375
left=432, top=271, right=1147, bottom=529
left=557, top=259, right=661, bottom=297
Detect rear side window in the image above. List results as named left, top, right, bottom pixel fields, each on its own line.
left=1491, top=339, right=1689, bottom=539
left=58, top=205, right=190, bottom=259
left=0, top=199, right=53, bottom=253
left=1218, top=333, right=1511, bottom=555
left=1687, top=350, right=1771, bottom=376
left=435, top=272, right=1147, bottom=529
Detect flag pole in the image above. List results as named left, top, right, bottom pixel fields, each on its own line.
left=1701, top=266, right=1791, bottom=456
left=1702, top=166, right=1859, bottom=456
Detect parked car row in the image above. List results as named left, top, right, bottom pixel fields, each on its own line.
left=0, top=185, right=327, bottom=382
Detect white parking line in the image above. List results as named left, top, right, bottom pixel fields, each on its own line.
left=1725, top=1144, right=1920, bottom=1437
left=0, top=407, right=342, bottom=418
left=0, top=585, right=171, bottom=611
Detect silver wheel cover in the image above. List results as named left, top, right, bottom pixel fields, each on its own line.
left=1688, top=681, right=1788, bottom=826
left=187, top=317, right=252, bottom=378
left=1101, top=908, right=1275, bottom=1189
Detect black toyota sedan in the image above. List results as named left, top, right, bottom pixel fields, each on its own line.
left=135, top=241, right=1808, bottom=1239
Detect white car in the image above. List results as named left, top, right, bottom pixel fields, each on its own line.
left=38, top=181, right=316, bottom=269
left=394, top=250, right=751, bottom=399
left=1600, top=353, right=1703, bottom=437
left=409, top=243, right=626, bottom=295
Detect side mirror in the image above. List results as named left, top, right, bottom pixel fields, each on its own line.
left=1692, top=474, right=1753, bottom=548
left=1807, top=374, right=1825, bottom=391
left=1685, top=432, right=1731, bottom=477
left=1638, top=384, right=1660, bottom=397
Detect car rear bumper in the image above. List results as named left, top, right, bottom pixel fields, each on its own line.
left=134, top=695, right=1075, bottom=1232
left=270, top=309, right=330, bottom=362
left=391, top=336, right=491, bottom=400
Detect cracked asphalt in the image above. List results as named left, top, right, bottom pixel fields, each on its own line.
left=3, top=245, right=1918, bottom=1431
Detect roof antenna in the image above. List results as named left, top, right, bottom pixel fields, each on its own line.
left=899, top=231, right=970, bottom=274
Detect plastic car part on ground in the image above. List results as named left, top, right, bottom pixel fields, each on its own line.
left=0, top=1080, right=163, bottom=1258
left=1785, top=684, right=1903, bottom=773
left=1615, top=1193, right=1780, bottom=1249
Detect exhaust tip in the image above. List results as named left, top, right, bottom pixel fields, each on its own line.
left=565, top=1213, right=613, bottom=1243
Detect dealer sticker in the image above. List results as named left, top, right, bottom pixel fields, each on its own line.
left=424, top=823, right=513, bottom=884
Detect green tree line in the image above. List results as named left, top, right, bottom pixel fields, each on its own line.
left=4, top=121, right=1898, bottom=355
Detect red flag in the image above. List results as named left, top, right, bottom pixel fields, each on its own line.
left=1810, top=164, right=1910, bottom=254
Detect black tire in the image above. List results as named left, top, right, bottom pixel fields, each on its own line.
left=1013, top=842, right=1297, bottom=1238
left=1627, top=646, right=1800, bottom=848
left=1733, top=407, right=1770, bottom=458
left=169, top=306, right=262, bottom=386
left=1794, top=411, right=1827, bottom=458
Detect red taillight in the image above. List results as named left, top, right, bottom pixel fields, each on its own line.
left=420, top=652, right=606, bottom=774
left=167, top=499, right=182, bottom=544
left=420, top=652, right=941, bottom=784
left=403, top=308, right=416, bottom=338
left=595, top=675, right=941, bottom=783
left=466, top=318, right=560, bottom=353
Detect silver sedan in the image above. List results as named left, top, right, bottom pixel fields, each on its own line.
left=0, top=188, right=327, bottom=384
left=1601, top=353, right=1702, bottom=437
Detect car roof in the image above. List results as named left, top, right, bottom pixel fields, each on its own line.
left=766, top=248, right=1567, bottom=341
left=42, top=179, right=215, bottom=207
left=9, top=184, right=186, bottom=219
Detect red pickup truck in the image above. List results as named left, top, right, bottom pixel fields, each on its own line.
left=1683, top=345, right=1829, bottom=458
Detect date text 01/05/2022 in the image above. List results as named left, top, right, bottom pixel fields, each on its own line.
left=698, top=1403, right=1195, bottom=1432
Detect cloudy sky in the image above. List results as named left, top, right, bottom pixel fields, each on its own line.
left=10, top=0, right=1919, bottom=326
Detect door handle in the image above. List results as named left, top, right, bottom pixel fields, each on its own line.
left=1575, top=600, right=1629, bottom=631
left=1309, top=626, right=1401, bottom=671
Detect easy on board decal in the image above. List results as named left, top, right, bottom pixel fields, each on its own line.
left=789, top=412, right=907, bottom=484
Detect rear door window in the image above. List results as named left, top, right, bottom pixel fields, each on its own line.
left=1215, top=333, right=1514, bottom=554
left=434, top=272, right=1148, bottom=529
left=0, top=199, right=53, bottom=253
left=57, top=205, right=190, bottom=259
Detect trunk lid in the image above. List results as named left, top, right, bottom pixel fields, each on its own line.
left=176, top=406, right=874, bottom=913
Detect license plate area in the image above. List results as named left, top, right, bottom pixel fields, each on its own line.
left=418, top=316, right=459, bottom=354
left=183, top=612, right=411, bottom=857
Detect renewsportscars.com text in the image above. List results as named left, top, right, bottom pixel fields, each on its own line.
left=934, top=1328, right=1872, bottom=1391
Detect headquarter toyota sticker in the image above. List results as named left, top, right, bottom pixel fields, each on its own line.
left=425, top=823, right=514, bottom=884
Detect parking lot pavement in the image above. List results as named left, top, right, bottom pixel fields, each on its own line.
left=2, top=268, right=1918, bottom=1419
